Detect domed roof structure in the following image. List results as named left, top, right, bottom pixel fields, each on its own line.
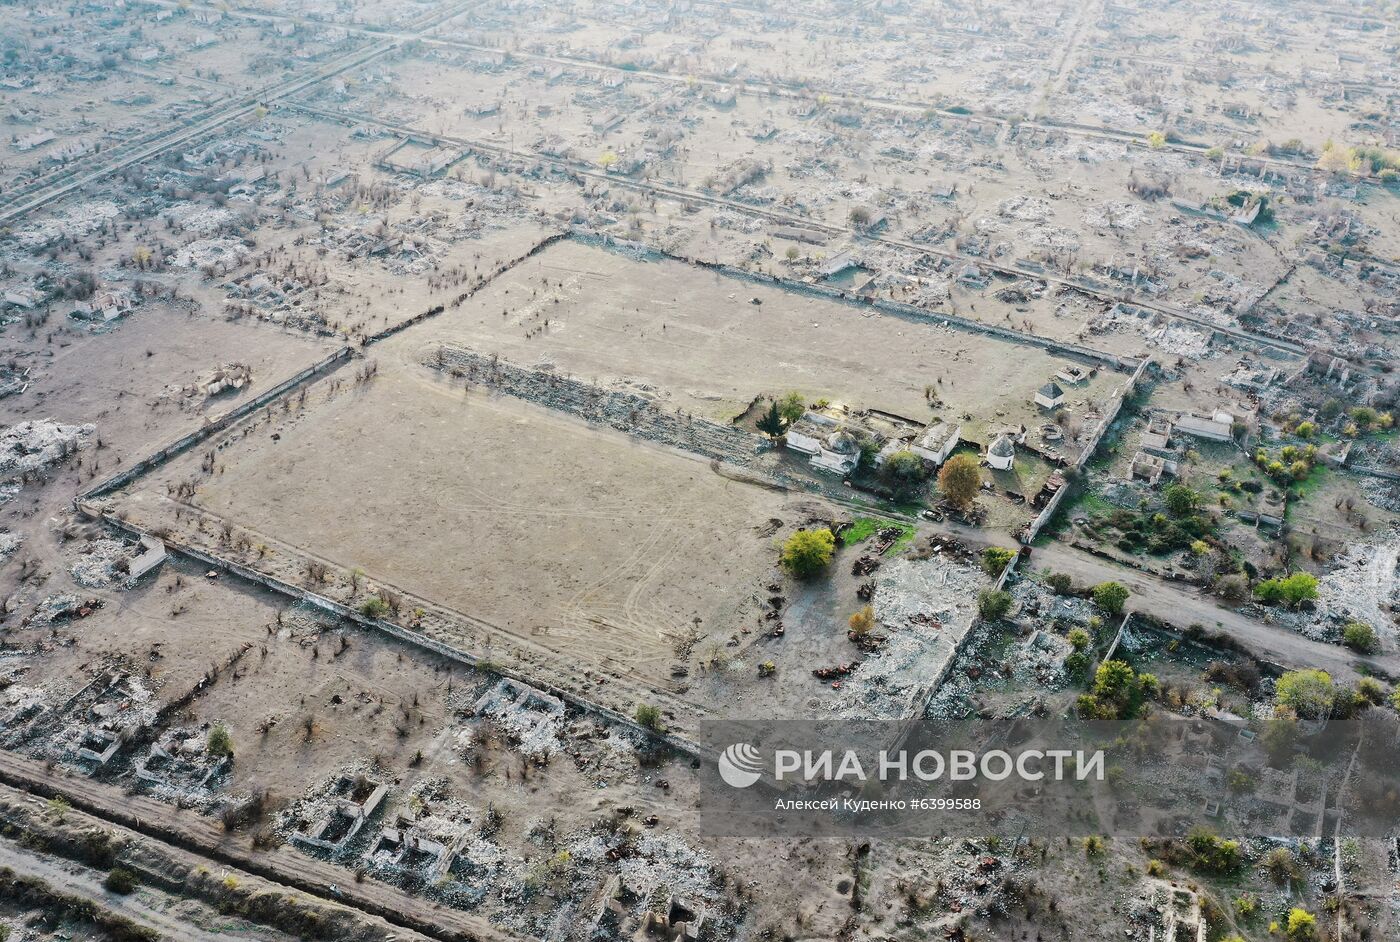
left=826, top=430, right=858, bottom=454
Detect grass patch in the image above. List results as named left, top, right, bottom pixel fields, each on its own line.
left=883, top=524, right=918, bottom=556
left=841, top=517, right=882, bottom=545
left=842, top=517, right=917, bottom=556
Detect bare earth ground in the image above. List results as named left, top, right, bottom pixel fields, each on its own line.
left=406, top=238, right=1127, bottom=444
left=109, top=359, right=805, bottom=695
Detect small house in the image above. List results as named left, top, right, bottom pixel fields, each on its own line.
left=910, top=421, right=962, bottom=467
left=1035, top=381, right=1065, bottom=410
left=1174, top=410, right=1235, bottom=442
left=986, top=434, right=1015, bottom=471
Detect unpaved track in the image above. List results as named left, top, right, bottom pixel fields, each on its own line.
left=0, top=836, right=242, bottom=942
left=0, top=751, right=515, bottom=942
left=896, top=508, right=1393, bottom=682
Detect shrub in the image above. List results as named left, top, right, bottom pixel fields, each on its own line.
left=1079, top=659, right=1155, bottom=719
left=780, top=528, right=835, bottom=578
left=1067, top=628, right=1091, bottom=651
left=979, top=546, right=1015, bottom=576
left=359, top=596, right=391, bottom=619
left=104, top=867, right=138, bottom=895
left=1356, top=676, right=1386, bottom=705
left=1091, top=581, right=1129, bottom=616
left=1263, top=847, right=1301, bottom=884
left=1254, top=572, right=1318, bottom=609
left=1286, top=907, right=1317, bottom=940
left=634, top=704, right=664, bottom=731
left=1342, top=621, right=1378, bottom=653
left=1275, top=669, right=1334, bottom=719
left=1185, top=826, right=1242, bottom=873
left=976, top=589, right=1013, bottom=621
left=206, top=723, right=233, bottom=758
left=1215, top=572, right=1250, bottom=603
left=848, top=605, right=875, bottom=635
left=1045, top=572, right=1074, bottom=595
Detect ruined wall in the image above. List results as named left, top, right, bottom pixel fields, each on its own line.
left=78, top=347, right=354, bottom=503
left=1019, top=355, right=1153, bottom=544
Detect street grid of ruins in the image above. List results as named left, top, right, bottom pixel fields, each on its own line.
left=0, top=0, right=1397, bottom=940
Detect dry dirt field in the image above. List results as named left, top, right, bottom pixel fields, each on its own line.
left=107, top=357, right=811, bottom=695
left=401, top=237, right=1128, bottom=443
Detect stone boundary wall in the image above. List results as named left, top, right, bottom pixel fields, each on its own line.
left=578, top=230, right=1145, bottom=373
left=364, top=230, right=568, bottom=344
left=90, top=513, right=711, bottom=765
left=79, top=347, right=354, bottom=503
left=431, top=345, right=763, bottom=467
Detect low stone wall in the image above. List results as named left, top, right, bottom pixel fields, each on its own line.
left=78, top=347, right=354, bottom=503
left=579, top=230, right=1144, bottom=373
left=430, top=344, right=764, bottom=468
left=364, top=230, right=567, bottom=344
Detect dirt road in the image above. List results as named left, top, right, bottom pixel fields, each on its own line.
left=860, top=504, right=1391, bottom=682
left=0, top=836, right=245, bottom=942
left=0, top=751, right=510, bottom=942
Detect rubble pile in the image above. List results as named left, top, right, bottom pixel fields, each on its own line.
left=829, top=556, right=983, bottom=720
left=0, top=419, right=94, bottom=479
left=1314, top=535, right=1399, bottom=645
left=429, top=345, right=760, bottom=469
left=67, top=537, right=137, bottom=589
left=473, top=677, right=566, bottom=759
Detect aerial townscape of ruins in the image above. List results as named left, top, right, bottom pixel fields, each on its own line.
left=0, top=0, right=1396, bottom=939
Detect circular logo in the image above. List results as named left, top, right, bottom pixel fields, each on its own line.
left=717, top=742, right=763, bottom=788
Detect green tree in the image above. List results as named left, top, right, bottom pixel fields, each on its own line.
left=1275, top=669, right=1334, bottom=719
left=1163, top=483, right=1197, bottom=517
left=1091, top=581, right=1130, bottom=616
left=880, top=449, right=928, bottom=497
left=979, top=546, right=1015, bottom=576
left=780, top=528, right=835, bottom=579
left=976, top=589, right=1013, bottom=621
left=756, top=400, right=786, bottom=438
left=777, top=392, right=806, bottom=425
left=206, top=723, right=233, bottom=758
left=937, top=453, right=981, bottom=510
